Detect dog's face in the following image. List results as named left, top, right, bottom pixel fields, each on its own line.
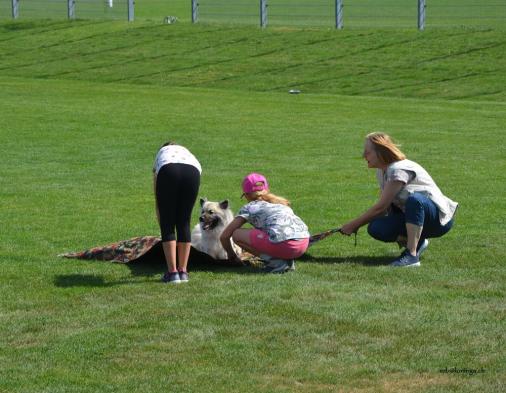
left=198, top=198, right=231, bottom=231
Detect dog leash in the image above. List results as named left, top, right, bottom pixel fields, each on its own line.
left=308, top=227, right=357, bottom=247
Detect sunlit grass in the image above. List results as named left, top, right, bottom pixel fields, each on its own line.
left=0, top=18, right=505, bottom=393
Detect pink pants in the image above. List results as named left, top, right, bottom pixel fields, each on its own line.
left=249, top=229, right=309, bottom=260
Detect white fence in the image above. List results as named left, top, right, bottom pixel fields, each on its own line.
left=1, top=0, right=505, bottom=28
left=1, top=0, right=133, bottom=20
left=192, top=0, right=506, bottom=29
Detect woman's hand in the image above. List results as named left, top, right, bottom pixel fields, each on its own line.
left=340, top=180, right=404, bottom=236
left=340, top=221, right=359, bottom=236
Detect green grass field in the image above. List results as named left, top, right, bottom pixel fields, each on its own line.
left=0, top=13, right=505, bottom=393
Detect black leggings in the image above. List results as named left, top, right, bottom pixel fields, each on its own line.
left=156, top=163, right=200, bottom=242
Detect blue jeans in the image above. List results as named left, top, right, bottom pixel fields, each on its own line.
left=367, top=193, right=454, bottom=248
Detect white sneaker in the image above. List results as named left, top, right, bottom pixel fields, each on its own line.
left=417, top=239, right=429, bottom=258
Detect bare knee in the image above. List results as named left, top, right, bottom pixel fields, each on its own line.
left=232, top=229, right=250, bottom=245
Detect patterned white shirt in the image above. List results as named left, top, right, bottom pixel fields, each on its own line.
left=237, top=200, right=309, bottom=243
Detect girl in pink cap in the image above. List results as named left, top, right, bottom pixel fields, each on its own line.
left=220, top=173, right=310, bottom=273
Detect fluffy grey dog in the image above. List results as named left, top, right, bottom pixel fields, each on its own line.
left=191, top=198, right=241, bottom=260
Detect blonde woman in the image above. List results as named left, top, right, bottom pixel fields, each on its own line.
left=220, top=173, right=310, bottom=273
left=340, top=132, right=458, bottom=267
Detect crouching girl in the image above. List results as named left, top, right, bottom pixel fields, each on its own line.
left=220, top=173, right=310, bottom=273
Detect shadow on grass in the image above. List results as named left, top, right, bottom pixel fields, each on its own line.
left=55, top=247, right=260, bottom=288
left=123, top=246, right=260, bottom=276
left=54, top=274, right=115, bottom=288
left=299, top=252, right=393, bottom=266
left=55, top=244, right=394, bottom=288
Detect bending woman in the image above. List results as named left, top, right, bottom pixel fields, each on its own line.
left=340, top=132, right=458, bottom=267
left=154, top=142, right=201, bottom=283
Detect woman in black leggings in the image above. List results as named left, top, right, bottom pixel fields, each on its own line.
left=153, top=142, right=201, bottom=284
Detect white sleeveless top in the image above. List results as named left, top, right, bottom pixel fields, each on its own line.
left=377, top=159, right=458, bottom=225
left=153, top=145, right=202, bottom=175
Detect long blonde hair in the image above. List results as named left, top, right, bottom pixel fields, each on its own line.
left=366, top=132, right=406, bottom=165
left=244, top=190, right=290, bottom=206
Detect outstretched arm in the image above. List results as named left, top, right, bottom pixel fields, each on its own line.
left=220, top=217, right=246, bottom=263
left=340, top=180, right=404, bottom=235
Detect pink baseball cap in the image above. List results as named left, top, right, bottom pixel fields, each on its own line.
left=242, top=173, right=269, bottom=194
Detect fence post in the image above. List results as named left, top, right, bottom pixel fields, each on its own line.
left=418, top=0, right=426, bottom=30
left=191, top=0, right=198, bottom=23
left=335, top=0, right=343, bottom=29
left=260, top=0, right=267, bottom=28
left=11, top=0, right=19, bottom=19
left=128, top=0, right=134, bottom=21
left=68, top=0, right=75, bottom=20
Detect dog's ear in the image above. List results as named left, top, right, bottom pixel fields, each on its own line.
left=219, top=200, right=229, bottom=209
left=200, top=198, right=207, bottom=207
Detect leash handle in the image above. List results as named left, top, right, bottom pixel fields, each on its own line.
left=308, top=227, right=357, bottom=247
left=337, top=227, right=357, bottom=247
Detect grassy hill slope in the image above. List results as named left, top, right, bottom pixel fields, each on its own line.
left=0, top=19, right=505, bottom=101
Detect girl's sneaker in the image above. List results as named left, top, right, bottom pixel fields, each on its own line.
left=162, top=272, right=181, bottom=284
left=262, top=259, right=292, bottom=274
left=178, top=271, right=189, bottom=283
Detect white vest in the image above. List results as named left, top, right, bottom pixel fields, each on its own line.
left=378, top=159, right=458, bottom=225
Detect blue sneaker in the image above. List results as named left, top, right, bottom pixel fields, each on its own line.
left=390, top=252, right=420, bottom=267
left=162, top=272, right=181, bottom=284
left=417, top=239, right=429, bottom=258
left=259, top=254, right=272, bottom=262
left=262, top=259, right=291, bottom=274
left=178, top=271, right=189, bottom=283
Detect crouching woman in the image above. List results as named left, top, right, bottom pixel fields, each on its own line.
left=340, top=132, right=458, bottom=267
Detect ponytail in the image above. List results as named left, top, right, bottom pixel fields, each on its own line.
left=247, top=190, right=290, bottom=206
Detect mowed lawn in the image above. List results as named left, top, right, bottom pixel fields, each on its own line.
left=0, top=19, right=505, bottom=393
